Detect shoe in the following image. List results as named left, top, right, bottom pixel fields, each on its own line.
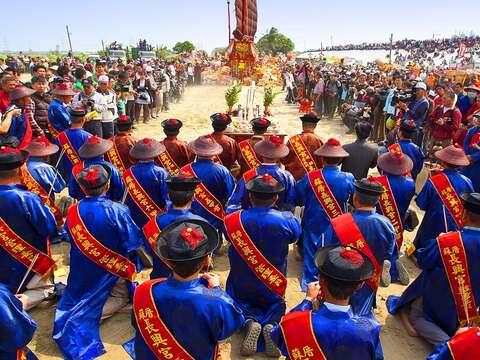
left=263, top=324, right=280, bottom=357
left=396, top=258, right=410, bottom=285
left=241, top=320, right=261, bottom=356
left=380, top=260, right=391, bottom=287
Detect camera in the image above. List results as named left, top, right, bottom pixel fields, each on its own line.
left=391, top=90, right=414, bottom=105
left=138, top=93, right=149, bottom=101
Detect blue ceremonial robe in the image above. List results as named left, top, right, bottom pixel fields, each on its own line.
left=414, top=169, right=473, bottom=250
left=53, top=196, right=144, bottom=360
left=427, top=341, right=454, bottom=360
left=296, top=165, right=355, bottom=291
left=387, top=227, right=480, bottom=338
left=128, top=277, right=245, bottom=360
left=27, top=157, right=66, bottom=197
left=225, top=208, right=300, bottom=334
left=399, top=139, right=425, bottom=180
left=149, top=208, right=206, bottom=279
left=0, top=184, right=56, bottom=293
left=68, top=156, right=125, bottom=202
left=125, top=161, right=169, bottom=229
left=270, top=300, right=383, bottom=360
left=187, top=159, right=235, bottom=228
left=48, top=99, right=71, bottom=133
left=227, top=163, right=296, bottom=212
left=462, top=126, right=480, bottom=192
left=55, top=128, right=91, bottom=178
left=0, top=283, right=38, bottom=360
left=6, top=111, right=27, bottom=146
left=324, top=209, right=396, bottom=316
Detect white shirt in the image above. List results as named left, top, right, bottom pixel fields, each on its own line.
left=72, top=91, right=107, bottom=121
left=323, top=301, right=350, bottom=313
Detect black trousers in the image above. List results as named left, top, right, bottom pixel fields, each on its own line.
left=84, top=119, right=102, bottom=138
left=101, top=122, right=114, bottom=139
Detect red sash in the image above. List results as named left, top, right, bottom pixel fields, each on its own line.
left=448, top=326, right=480, bottom=359
left=288, top=135, right=317, bottom=173
left=123, top=168, right=165, bottom=219
left=437, top=232, right=479, bottom=326
left=238, top=139, right=261, bottom=169
left=47, top=122, right=59, bottom=138
left=57, top=132, right=81, bottom=167
left=388, top=143, right=402, bottom=155
left=242, top=168, right=258, bottom=183
left=106, top=138, right=127, bottom=175
left=133, top=279, right=196, bottom=360
left=181, top=164, right=225, bottom=221
left=280, top=311, right=327, bottom=360
left=431, top=173, right=464, bottom=228
left=20, top=167, right=63, bottom=223
left=157, top=150, right=181, bottom=176
left=307, top=169, right=342, bottom=220
left=212, top=154, right=223, bottom=165
left=331, top=213, right=381, bottom=291
left=469, top=133, right=480, bottom=147
left=0, top=217, right=55, bottom=278
left=225, top=211, right=287, bottom=297
left=16, top=349, right=27, bottom=360
left=72, top=162, right=86, bottom=196
left=142, top=219, right=172, bottom=270
left=370, top=175, right=404, bottom=248
left=66, top=204, right=136, bottom=281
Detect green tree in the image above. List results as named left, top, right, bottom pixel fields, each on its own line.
left=212, top=47, right=227, bottom=55
left=173, top=41, right=195, bottom=54
left=156, top=46, right=174, bottom=60
left=256, top=27, right=295, bottom=55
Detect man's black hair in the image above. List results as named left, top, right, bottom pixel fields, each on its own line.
left=170, top=257, right=205, bottom=278
left=355, top=191, right=379, bottom=207
left=74, top=67, right=86, bottom=79
left=31, top=76, right=47, bottom=84
left=323, top=157, right=343, bottom=165
left=57, top=65, right=70, bottom=77
left=355, top=121, right=372, bottom=140
left=321, top=274, right=361, bottom=300
left=163, top=128, right=180, bottom=137
left=169, top=190, right=194, bottom=207
left=32, top=64, right=46, bottom=73
left=212, top=124, right=228, bottom=132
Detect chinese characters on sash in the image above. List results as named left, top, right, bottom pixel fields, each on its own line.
left=225, top=211, right=287, bottom=297
left=57, top=132, right=81, bottom=167
left=123, top=168, right=165, bottom=219
left=142, top=219, right=172, bottom=270
left=280, top=311, right=327, bottom=360
left=181, top=164, right=225, bottom=221
left=331, top=213, right=381, bottom=291
left=370, top=175, right=404, bottom=248
left=134, top=279, right=196, bottom=360
left=437, top=232, right=479, bottom=326
left=431, top=173, right=464, bottom=228
left=0, top=217, right=55, bottom=278
left=238, top=140, right=261, bottom=169
left=307, top=169, right=343, bottom=220
left=157, top=150, right=181, bottom=176
left=106, top=140, right=127, bottom=175
left=289, top=135, right=317, bottom=173
left=66, top=204, right=136, bottom=281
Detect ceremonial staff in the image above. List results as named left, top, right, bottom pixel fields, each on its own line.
left=47, top=148, right=65, bottom=199
left=16, top=253, right=40, bottom=294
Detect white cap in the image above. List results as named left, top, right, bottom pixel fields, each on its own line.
left=414, top=82, right=427, bottom=91
left=145, top=66, right=153, bottom=72
left=98, top=75, right=109, bottom=83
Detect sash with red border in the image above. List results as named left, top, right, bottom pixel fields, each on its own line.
left=123, top=168, right=165, bottom=219
left=370, top=175, right=404, bottom=249
left=16, top=349, right=27, bottom=360
left=72, top=162, right=86, bottom=197
left=20, top=167, right=63, bottom=223
left=448, top=326, right=480, bottom=359
left=181, top=164, right=225, bottom=221
left=388, top=143, right=402, bottom=154
left=279, top=311, right=327, bottom=360
left=0, top=216, right=55, bottom=278
left=331, top=213, right=381, bottom=291
left=238, top=139, right=261, bottom=169
left=57, top=132, right=81, bottom=167
left=142, top=219, right=173, bottom=270
left=106, top=138, right=127, bottom=175
left=66, top=203, right=136, bottom=281
left=157, top=150, right=181, bottom=176
left=469, top=133, right=480, bottom=147
left=242, top=168, right=258, bottom=183
left=430, top=173, right=464, bottom=228
left=225, top=211, right=287, bottom=297
left=47, top=122, right=59, bottom=138
left=288, top=134, right=317, bottom=173
left=133, top=279, right=196, bottom=360
left=212, top=155, right=223, bottom=165
left=437, top=232, right=479, bottom=326
left=307, top=169, right=342, bottom=220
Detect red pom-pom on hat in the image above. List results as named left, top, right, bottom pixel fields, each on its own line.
left=167, top=119, right=177, bottom=125
left=339, top=248, right=364, bottom=266
left=269, top=135, right=283, bottom=146
left=35, top=135, right=50, bottom=147
left=261, top=173, right=276, bottom=186
left=180, top=227, right=204, bottom=249
left=87, top=136, right=101, bottom=144
left=142, top=138, right=154, bottom=145
left=84, top=167, right=99, bottom=183
left=0, top=146, right=18, bottom=154
left=259, top=118, right=268, bottom=125
left=326, top=138, right=340, bottom=146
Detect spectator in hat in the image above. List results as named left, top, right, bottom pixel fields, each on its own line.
left=157, top=119, right=194, bottom=173
left=30, top=76, right=52, bottom=138
left=397, top=82, right=430, bottom=145
left=341, top=121, right=378, bottom=180
left=4, top=86, right=36, bottom=149
left=97, top=75, right=117, bottom=139
left=397, top=119, right=425, bottom=180
left=283, top=113, right=324, bottom=181
left=209, top=113, right=238, bottom=170
left=72, top=79, right=107, bottom=138
left=0, top=75, right=17, bottom=113
left=48, top=82, right=76, bottom=136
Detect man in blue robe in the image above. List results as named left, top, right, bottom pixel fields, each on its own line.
left=462, top=112, right=480, bottom=192
left=54, top=164, right=144, bottom=359
left=182, top=135, right=235, bottom=229
left=144, top=174, right=206, bottom=279
left=227, top=135, right=296, bottom=212
left=0, top=146, right=57, bottom=310
left=129, top=219, right=245, bottom=360
left=5, top=86, right=36, bottom=149
left=398, top=119, right=425, bottom=180
left=324, top=179, right=396, bottom=316
left=271, top=245, right=383, bottom=360
left=387, top=193, right=480, bottom=346
left=0, top=283, right=38, bottom=359
left=414, top=145, right=473, bottom=251
left=68, top=136, right=125, bottom=201
left=225, top=174, right=301, bottom=357
left=295, top=138, right=354, bottom=291
left=47, top=82, right=76, bottom=134
left=374, top=150, right=415, bottom=286
left=427, top=327, right=480, bottom=360
left=124, top=138, right=169, bottom=229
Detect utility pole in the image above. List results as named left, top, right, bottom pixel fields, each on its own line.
left=227, top=0, right=232, bottom=44
left=389, top=33, right=393, bottom=64
left=101, top=40, right=105, bottom=52
left=66, top=25, right=73, bottom=54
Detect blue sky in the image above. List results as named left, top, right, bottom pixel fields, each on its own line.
left=2, top=0, right=479, bottom=53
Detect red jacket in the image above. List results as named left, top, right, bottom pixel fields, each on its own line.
left=0, top=90, right=10, bottom=113
left=428, top=106, right=461, bottom=140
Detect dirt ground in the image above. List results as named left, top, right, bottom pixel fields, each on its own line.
left=29, top=85, right=432, bottom=359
